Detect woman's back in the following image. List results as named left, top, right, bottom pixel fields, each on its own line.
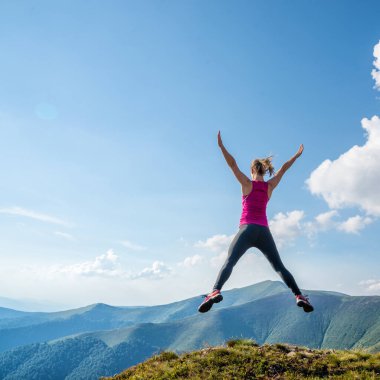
left=240, top=180, right=269, bottom=227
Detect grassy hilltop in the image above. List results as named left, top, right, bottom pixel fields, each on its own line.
left=105, top=340, right=380, bottom=380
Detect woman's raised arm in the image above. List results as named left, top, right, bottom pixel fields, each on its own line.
left=218, top=131, right=251, bottom=190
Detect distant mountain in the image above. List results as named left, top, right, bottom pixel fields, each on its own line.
left=0, top=280, right=285, bottom=352
left=0, top=307, right=30, bottom=320
left=0, top=281, right=378, bottom=379
left=0, top=296, right=66, bottom=312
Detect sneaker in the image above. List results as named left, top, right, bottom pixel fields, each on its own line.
left=198, top=290, right=223, bottom=313
left=296, top=294, right=314, bottom=313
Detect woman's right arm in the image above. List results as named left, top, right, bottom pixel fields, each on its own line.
left=267, top=144, right=304, bottom=196
left=218, top=131, right=251, bottom=191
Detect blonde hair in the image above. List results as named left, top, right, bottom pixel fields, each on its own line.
left=251, top=156, right=274, bottom=177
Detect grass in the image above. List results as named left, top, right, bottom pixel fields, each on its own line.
left=103, top=340, right=380, bottom=379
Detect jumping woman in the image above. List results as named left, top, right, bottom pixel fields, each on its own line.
left=198, top=131, right=314, bottom=313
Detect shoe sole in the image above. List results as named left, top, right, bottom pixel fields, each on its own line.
left=297, top=300, right=314, bottom=313
left=198, top=294, right=223, bottom=313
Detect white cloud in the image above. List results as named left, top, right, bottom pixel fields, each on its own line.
left=315, top=210, right=339, bottom=228
left=51, top=250, right=171, bottom=280
left=195, top=234, right=234, bottom=268
left=120, top=240, right=146, bottom=251
left=134, top=261, right=172, bottom=280
left=195, top=234, right=234, bottom=252
left=359, top=279, right=380, bottom=292
left=306, top=116, right=380, bottom=217
left=210, top=251, right=228, bottom=268
left=178, top=254, right=204, bottom=268
left=56, top=249, right=122, bottom=277
left=305, top=210, right=339, bottom=239
left=337, top=215, right=373, bottom=234
left=371, top=40, right=380, bottom=90
left=0, top=206, right=70, bottom=226
left=269, top=210, right=305, bottom=248
left=305, top=210, right=373, bottom=238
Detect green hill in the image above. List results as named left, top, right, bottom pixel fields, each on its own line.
left=104, top=340, right=380, bottom=380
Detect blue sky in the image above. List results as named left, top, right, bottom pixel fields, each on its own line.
left=0, top=0, right=380, bottom=310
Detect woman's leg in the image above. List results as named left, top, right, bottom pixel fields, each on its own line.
left=256, top=227, right=301, bottom=296
left=213, top=224, right=257, bottom=291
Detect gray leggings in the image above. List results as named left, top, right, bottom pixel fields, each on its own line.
left=214, top=224, right=301, bottom=296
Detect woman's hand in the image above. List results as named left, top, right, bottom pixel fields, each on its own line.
left=217, top=131, right=223, bottom=147
left=295, top=144, right=304, bottom=158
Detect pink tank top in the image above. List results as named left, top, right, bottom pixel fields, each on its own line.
left=239, top=180, right=269, bottom=227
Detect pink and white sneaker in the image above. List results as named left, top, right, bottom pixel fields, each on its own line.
left=198, top=290, right=223, bottom=313
left=296, top=294, right=314, bottom=313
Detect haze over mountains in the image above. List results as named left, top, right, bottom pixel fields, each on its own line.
left=0, top=281, right=379, bottom=379
left=0, top=296, right=67, bottom=312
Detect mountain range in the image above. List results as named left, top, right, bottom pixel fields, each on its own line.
left=0, top=280, right=379, bottom=379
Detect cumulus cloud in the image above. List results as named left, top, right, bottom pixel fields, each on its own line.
left=195, top=234, right=234, bottom=268
left=0, top=206, right=70, bottom=226
left=337, top=215, right=373, bottom=234
left=210, top=251, right=228, bottom=268
left=56, top=249, right=122, bottom=277
left=371, top=40, right=380, bottom=90
left=178, top=254, right=204, bottom=268
left=304, top=210, right=339, bottom=239
left=306, top=116, right=380, bottom=217
left=52, top=250, right=171, bottom=280
left=134, top=261, right=171, bottom=280
left=269, top=210, right=305, bottom=248
left=314, top=210, right=339, bottom=228
left=120, top=240, right=146, bottom=251
left=306, top=210, right=372, bottom=236
left=195, top=234, right=234, bottom=252
left=359, top=279, right=380, bottom=292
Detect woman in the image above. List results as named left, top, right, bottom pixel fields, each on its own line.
left=198, top=131, right=313, bottom=313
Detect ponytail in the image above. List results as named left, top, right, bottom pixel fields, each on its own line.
left=251, top=156, right=274, bottom=177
